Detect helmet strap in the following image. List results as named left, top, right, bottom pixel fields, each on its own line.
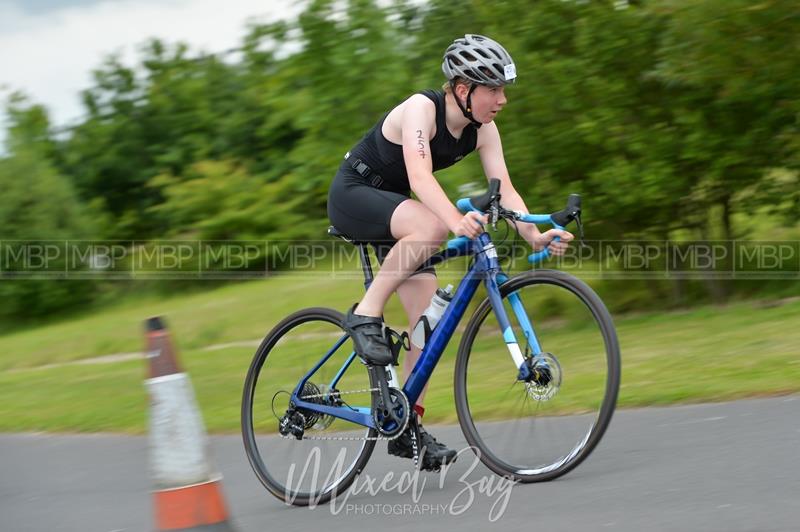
left=449, top=80, right=482, bottom=129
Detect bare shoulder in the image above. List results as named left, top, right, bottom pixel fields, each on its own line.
left=403, top=93, right=436, bottom=112
left=384, top=93, right=437, bottom=143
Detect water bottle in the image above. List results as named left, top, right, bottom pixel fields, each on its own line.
left=411, top=284, right=454, bottom=349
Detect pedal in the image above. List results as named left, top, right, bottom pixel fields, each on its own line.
left=384, top=327, right=410, bottom=366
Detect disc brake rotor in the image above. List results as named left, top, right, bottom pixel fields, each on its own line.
left=525, top=352, right=563, bottom=401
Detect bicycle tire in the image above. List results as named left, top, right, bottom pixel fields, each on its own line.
left=241, top=307, right=377, bottom=506
left=454, top=269, right=620, bottom=482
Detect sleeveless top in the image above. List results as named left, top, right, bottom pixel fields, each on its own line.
left=344, top=89, right=479, bottom=193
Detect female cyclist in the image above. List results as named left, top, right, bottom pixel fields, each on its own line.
left=327, top=34, right=573, bottom=468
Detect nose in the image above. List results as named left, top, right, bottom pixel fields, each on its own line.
left=497, top=88, right=507, bottom=107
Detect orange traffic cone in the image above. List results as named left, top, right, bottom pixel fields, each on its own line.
left=144, top=316, right=236, bottom=531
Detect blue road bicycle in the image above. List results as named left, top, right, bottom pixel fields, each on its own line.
left=242, top=179, right=620, bottom=506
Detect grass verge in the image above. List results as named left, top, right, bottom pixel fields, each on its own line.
left=1, top=273, right=798, bottom=433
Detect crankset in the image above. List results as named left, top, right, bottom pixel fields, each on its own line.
left=368, top=366, right=410, bottom=437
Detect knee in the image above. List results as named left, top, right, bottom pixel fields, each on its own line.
left=421, top=219, right=449, bottom=246
left=434, top=220, right=449, bottom=243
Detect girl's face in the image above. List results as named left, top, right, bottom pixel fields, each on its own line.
left=459, top=84, right=508, bottom=123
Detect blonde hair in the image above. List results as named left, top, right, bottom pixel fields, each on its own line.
left=442, top=77, right=472, bottom=94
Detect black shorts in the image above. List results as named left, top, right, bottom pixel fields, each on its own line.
left=327, top=163, right=436, bottom=276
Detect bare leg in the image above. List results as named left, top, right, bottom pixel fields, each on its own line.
left=395, top=272, right=438, bottom=407
left=354, top=200, right=448, bottom=317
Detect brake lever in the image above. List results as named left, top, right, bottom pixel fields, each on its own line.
left=574, top=213, right=589, bottom=249
left=490, top=203, right=500, bottom=231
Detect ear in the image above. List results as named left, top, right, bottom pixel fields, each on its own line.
left=455, top=82, right=471, bottom=103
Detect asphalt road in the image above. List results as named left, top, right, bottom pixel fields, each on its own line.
left=1, top=396, right=798, bottom=532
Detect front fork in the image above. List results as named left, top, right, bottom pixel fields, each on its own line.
left=488, top=270, right=545, bottom=382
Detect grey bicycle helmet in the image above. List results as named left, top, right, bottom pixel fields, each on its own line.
left=442, top=34, right=517, bottom=87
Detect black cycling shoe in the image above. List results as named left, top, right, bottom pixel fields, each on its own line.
left=342, top=304, right=395, bottom=366
left=388, top=424, right=457, bottom=471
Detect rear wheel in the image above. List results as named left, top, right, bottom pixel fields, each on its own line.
left=454, top=270, right=620, bottom=482
left=242, top=307, right=376, bottom=506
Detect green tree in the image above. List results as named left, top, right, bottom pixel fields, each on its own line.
left=0, top=99, right=97, bottom=319
left=653, top=0, right=800, bottom=238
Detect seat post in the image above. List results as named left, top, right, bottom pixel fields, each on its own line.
left=328, top=226, right=375, bottom=291
left=358, top=244, right=374, bottom=291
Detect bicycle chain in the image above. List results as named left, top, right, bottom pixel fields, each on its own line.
left=279, top=387, right=406, bottom=442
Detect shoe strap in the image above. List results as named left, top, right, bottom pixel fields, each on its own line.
left=346, top=312, right=408, bottom=349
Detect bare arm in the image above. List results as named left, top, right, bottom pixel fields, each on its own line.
left=402, top=95, right=484, bottom=235
left=477, top=121, right=573, bottom=252
left=476, top=122, right=540, bottom=240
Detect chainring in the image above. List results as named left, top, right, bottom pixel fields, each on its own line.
left=372, top=387, right=410, bottom=437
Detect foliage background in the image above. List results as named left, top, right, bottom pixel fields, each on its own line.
left=1, top=0, right=799, bottom=322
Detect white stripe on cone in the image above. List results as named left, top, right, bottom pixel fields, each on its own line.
left=147, top=372, right=215, bottom=489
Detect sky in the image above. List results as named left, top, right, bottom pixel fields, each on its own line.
left=0, top=0, right=303, bottom=145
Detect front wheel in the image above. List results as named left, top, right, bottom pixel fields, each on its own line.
left=454, top=270, right=620, bottom=482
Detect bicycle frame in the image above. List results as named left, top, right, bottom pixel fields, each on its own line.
left=290, top=231, right=545, bottom=431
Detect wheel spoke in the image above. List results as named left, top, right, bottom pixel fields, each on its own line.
left=242, top=308, right=377, bottom=505
left=455, top=271, right=620, bottom=482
